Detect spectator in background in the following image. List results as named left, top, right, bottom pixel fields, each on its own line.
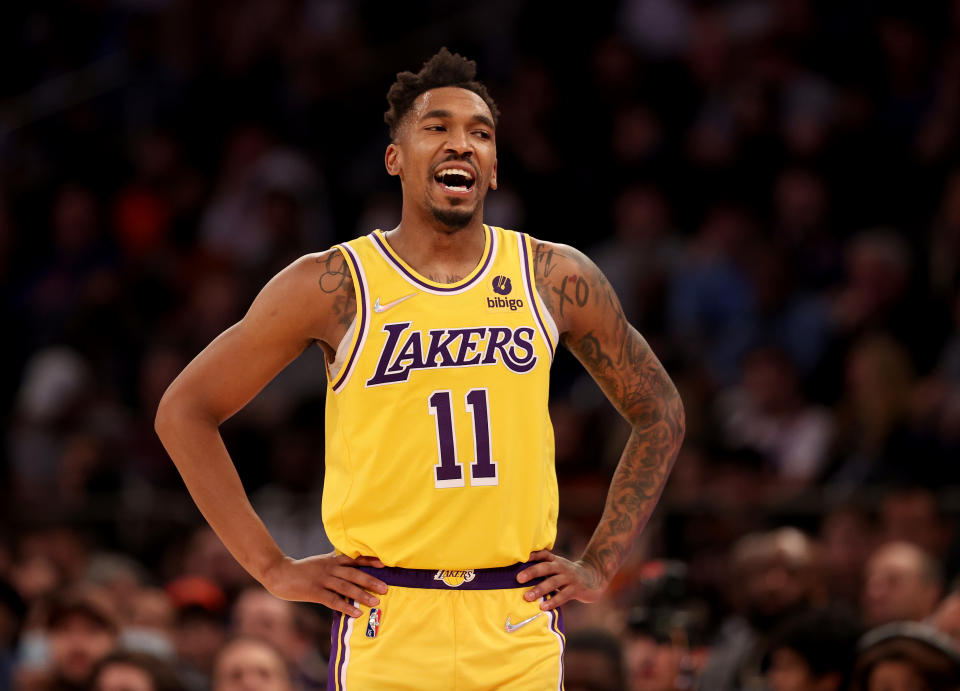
left=714, top=344, right=834, bottom=485
left=165, top=576, right=228, bottom=691
left=120, top=587, right=176, bottom=662
left=771, top=167, right=840, bottom=292
left=564, top=629, right=627, bottom=691
left=828, top=334, right=917, bottom=485
left=818, top=504, right=877, bottom=607
left=668, top=203, right=756, bottom=386
left=743, top=244, right=832, bottom=379
left=40, top=587, right=119, bottom=691
left=212, top=636, right=293, bottom=691
left=699, top=527, right=820, bottom=691
left=91, top=650, right=184, bottom=691
left=591, top=183, right=680, bottom=329
left=878, top=487, right=954, bottom=566
left=862, top=542, right=943, bottom=628
left=930, top=580, right=960, bottom=648
left=853, top=622, right=960, bottom=691
left=761, top=609, right=861, bottom=691
left=0, top=578, right=26, bottom=690
left=625, top=608, right=708, bottom=691
left=232, top=587, right=325, bottom=690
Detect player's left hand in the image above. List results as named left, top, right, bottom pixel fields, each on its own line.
left=516, top=550, right=606, bottom=611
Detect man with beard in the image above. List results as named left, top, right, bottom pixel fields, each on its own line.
left=156, top=48, right=684, bottom=689
left=698, top=528, right=820, bottom=691
left=43, top=588, right=118, bottom=691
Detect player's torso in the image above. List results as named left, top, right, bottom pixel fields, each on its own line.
left=323, top=225, right=558, bottom=569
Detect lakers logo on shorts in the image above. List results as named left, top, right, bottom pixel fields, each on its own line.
left=433, top=569, right=476, bottom=587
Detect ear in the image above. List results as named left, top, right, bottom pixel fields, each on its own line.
left=385, top=142, right=402, bottom=178
left=489, top=158, right=498, bottom=190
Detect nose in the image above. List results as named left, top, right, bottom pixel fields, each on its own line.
left=444, top=127, right=473, bottom=158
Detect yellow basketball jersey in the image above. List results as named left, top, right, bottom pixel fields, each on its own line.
left=322, top=225, right=558, bottom=569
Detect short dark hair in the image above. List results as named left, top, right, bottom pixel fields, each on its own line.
left=384, top=47, right=500, bottom=140
left=762, top=609, right=862, bottom=688
left=92, top=650, right=185, bottom=691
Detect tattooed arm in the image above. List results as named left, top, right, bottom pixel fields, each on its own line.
left=517, top=240, right=685, bottom=610
left=155, top=250, right=386, bottom=616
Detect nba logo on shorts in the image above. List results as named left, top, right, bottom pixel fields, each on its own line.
left=366, top=608, right=381, bottom=638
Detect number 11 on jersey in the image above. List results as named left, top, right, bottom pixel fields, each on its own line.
left=428, top=388, right=499, bottom=488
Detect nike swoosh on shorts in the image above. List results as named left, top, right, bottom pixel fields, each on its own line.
left=504, top=612, right=544, bottom=633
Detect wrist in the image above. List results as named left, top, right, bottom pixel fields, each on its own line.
left=576, top=555, right=611, bottom=590
left=256, top=553, right=292, bottom=591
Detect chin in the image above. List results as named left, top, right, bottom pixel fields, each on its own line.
left=428, top=202, right=478, bottom=230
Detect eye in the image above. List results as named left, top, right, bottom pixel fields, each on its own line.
left=474, top=130, right=492, bottom=140
left=425, top=125, right=446, bottom=132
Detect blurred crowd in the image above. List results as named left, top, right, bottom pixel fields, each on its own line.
left=4, top=0, right=960, bottom=689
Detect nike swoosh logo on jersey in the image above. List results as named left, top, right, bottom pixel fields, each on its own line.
left=373, top=293, right=417, bottom=313
left=504, top=612, right=544, bottom=633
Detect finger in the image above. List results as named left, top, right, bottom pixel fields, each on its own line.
left=335, top=565, right=389, bottom=595
left=527, top=549, right=554, bottom=562
left=324, top=595, right=363, bottom=618
left=517, top=560, right=564, bottom=584
left=541, top=589, right=575, bottom=610
left=354, top=555, right=386, bottom=568
left=327, top=577, right=381, bottom=608
left=524, top=574, right=568, bottom=602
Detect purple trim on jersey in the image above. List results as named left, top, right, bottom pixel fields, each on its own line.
left=355, top=561, right=545, bottom=590
left=331, top=245, right=368, bottom=393
left=370, top=226, right=495, bottom=294
left=520, top=233, right=555, bottom=359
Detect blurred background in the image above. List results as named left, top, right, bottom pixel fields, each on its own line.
left=3, top=1, right=960, bottom=690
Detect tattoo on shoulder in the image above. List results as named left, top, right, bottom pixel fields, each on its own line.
left=316, top=251, right=356, bottom=329
left=317, top=252, right=350, bottom=294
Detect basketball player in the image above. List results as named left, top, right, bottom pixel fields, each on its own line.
left=155, top=48, right=685, bottom=689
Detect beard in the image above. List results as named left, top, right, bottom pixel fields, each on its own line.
left=428, top=199, right=477, bottom=230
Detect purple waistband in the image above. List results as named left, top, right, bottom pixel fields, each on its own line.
left=357, top=561, right=544, bottom=590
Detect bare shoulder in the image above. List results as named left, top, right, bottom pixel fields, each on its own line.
left=529, top=238, right=618, bottom=338
left=252, top=249, right=356, bottom=353
left=530, top=238, right=681, bottom=427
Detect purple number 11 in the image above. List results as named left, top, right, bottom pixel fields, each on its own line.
left=428, top=388, right=499, bottom=488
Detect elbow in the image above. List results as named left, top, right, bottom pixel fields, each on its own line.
left=154, top=386, right=178, bottom=442
left=154, top=381, right=221, bottom=443
left=672, top=388, right=686, bottom=446
left=663, top=373, right=686, bottom=446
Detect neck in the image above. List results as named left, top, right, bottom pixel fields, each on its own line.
left=385, top=205, right=487, bottom=283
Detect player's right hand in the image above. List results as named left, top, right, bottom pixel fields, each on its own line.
left=260, top=552, right=388, bottom=617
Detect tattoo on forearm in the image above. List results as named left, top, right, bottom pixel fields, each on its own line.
left=532, top=240, right=685, bottom=589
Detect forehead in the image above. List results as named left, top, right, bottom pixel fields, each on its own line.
left=410, top=86, right=493, bottom=123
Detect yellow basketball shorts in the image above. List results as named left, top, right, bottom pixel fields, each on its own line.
left=327, top=562, right=566, bottom=690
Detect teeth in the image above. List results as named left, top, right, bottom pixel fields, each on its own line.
left=436, top=168, right=474, bottom=181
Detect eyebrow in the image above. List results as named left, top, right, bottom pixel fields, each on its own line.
left=420, top=109, right=495, bottom=130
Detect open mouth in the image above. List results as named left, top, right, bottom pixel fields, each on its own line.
left=433, top=167, right=476, bottom=195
